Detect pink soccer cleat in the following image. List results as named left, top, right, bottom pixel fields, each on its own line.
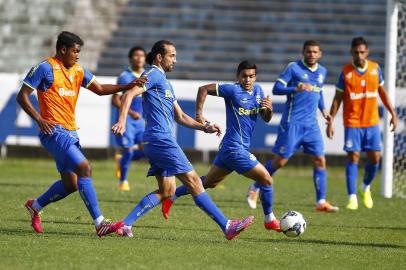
left=264, top=219, right=282, bottom=232
left=224, top=216, right=254, bottom=240
left=25, top=199, right=43, bottom=233
left=96, top=220, right=124, bottom=237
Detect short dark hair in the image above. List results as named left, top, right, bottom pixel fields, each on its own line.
left=237, top=60, right=257, bottom=76
left=128, top=46, right=146, bottom=58
left=146, top=40, right=175, bottom=65
left=303, top=40, right=321, bottom=51
left=56, top=31, right=83, bottom=51
left=351, top=36, right=368, bottom=48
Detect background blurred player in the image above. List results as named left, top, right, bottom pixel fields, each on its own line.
left=112, top=46, right=146, bottom=191
left=18, top=31, right=144, bottom=236
left=112, top=40, right=254, bottom=240
left=161, top=60, right=282, bottom=232
left=327, top=37, right=398, bottom=210
left=247, top=40, right=338, bottom=213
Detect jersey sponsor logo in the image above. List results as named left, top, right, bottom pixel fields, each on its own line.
left=240, top=97, right=248, bottom=104
left=238, top=107, right=260, bottom=115
left=349, top=91, right=377, bottom=100
left=370, top=69, right=377, bottom=75
left=256, top=94, right=261, bottom=104
left=361, top=80, right=366, bottom=87
left=59, top=88, right=76, bottom=97
left=165, top=89, right=173, bottom=98
left=346, top=72, right=353, bottom=79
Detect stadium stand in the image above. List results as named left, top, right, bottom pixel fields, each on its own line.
left=96, top=0, right=387, bottom=83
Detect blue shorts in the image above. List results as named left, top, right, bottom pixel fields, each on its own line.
left=39, top=125, right=86, bottom=173
left=143, top=136, right=193, bottom=177
left=115, top=120, right=145, bottom=148
left=214, top=147, right=259, bottom=174
left=272, top=122, right=324, bottom=159
left=344, top=125, right=381, bottom=152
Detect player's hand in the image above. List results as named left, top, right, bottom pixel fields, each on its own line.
left=326, top=124, right=334, bottom=139
left=260, top=95, right=273, bottom=111
left=112, top=121, right=126, bottom=135
left=296, top=83, right=312, bottom=92
left=323, top=111, right=333, bottom=124
left=129, top=111, right=141, bottom=120
left=390, top=114, right=398, bottom=132
left=205, top=123, right=222, bottom=137
left=196, top=114, right=208, bottom=124
left=37, top=118, right=55, bottom=135
left=129, top=76, right=147, bottom=88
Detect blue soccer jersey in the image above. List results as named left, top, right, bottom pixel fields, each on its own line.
left=141, top=65, right=177, bottom=141
left=117, top=67, right=144, bottom=120
left=216, top=83, right=265, bottom=150
left=274, top=60, right=327, bottom=125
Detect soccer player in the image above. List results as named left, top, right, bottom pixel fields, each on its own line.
left=327, top=37, right=398, bottom=210
left=18, top=31, right=144, bottom=236
left=112, top=46, right=146, bottom=191
left=112, top=40, right=254, bottom=240
left=247, top=40, right=339, bottom=212
left=160, top=60, right=282, bottom=232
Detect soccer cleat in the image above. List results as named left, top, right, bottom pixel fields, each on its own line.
left=24, top=199, right=43, bottom=233
left=96, top=219, right=124, bottom=237
left=346, top=197, right=358, bottom=210
left=246, top=190, right=259, bottom=209
left=224, top=216, right=254, bottom=240
left=315, top=201, right=339, bottom=213
left=116, top=225, right=134, bottom=238
left=161, top=198, right=173, bottom=220
left=118, top=180, right=130, bottom=191
left=115, top=153, right=122, bottom=180
left=360, top=189, right=373, bottom=209
left=264, top=219, right=282, bottom=232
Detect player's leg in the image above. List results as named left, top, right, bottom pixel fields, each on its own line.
left=118, top=147, right=133, bottom=190
left=119, top=176, right=175, bottom=237
left=25, top=172, right=77, bottom=233
left=243, top=164, right=281, bottom=232
left=176, top=170, right=254, bottom=240
left=162, top=165, right=231, bottom=219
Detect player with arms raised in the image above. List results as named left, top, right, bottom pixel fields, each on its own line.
left=327, top=37, right=398, bottom=210
left=18, top=31, right=144, bottom=236
left=112, top=46, right=146, bottom=191
left=247, top=40, right=338, bottom=212
left=112, top=40, right=254, bottom=240
left=161, top=60, right=282, bottom=232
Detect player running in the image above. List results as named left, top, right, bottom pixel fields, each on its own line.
left=160, top=60, right=282, bottom=232
left=246, top=40, right=339, bottom=213
left=327, top=37, right=398, bottom=210
left=112, top=40, right=254, bottom=240
left=112, top=46, right=146, bottom=191
left=18, top=31, right=143, bottom=236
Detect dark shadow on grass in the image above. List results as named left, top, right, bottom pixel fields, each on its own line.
left=311, top=223, right=406, bottom=232
left=245, top=237, right=406, bottom=249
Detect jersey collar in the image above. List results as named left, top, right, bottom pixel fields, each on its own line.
left=352, top=60, right=368, bottom=73
left=301, top=59, right=318, bottom=72
left=128, top=67, right=143, bottom=78
left=152, top=65, right=166, bottom=75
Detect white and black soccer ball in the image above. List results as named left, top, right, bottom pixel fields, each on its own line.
left=280, top=211, right=306, bottom=237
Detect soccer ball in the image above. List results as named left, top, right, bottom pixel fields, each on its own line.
left=280, top=211, right=306, bottom=237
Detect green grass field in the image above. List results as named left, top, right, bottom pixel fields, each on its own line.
left=0, top=158, right=405, bottom=270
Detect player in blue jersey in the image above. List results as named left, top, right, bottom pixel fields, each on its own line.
left=18, top=31, right=145, bottom=236
left=112, top=40, right=254, bottom=240
left=247, top=40, right=339, bottom=212
left=160, top=60, right=283, bottom=232
left=112, top=46, right=146, bottom=191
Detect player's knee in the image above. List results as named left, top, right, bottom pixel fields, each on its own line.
left=313, top=156, right=326, bottom=168
left=348, top=152, right=360, bottom=164
left=183, top=175, right=203, bottom=193
left=258, top=174, right=273, bottom=186
left=76, top=161, right=92, bottom=177
left=161, top=188, right=175, bottom=199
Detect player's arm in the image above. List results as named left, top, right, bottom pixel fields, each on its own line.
left=326, top=90, right=344, bottom=139
left=112, top=93, right=141, bottom=120
left=174, top=101, right=222, bottom=136
left=88, top=77, right=146, bottom=96
left=378, top=85, right=398, bottom=131
left=111, top=85, right=145, bottom=135
left=195, top=83, right=218, bottom=124
left=259, top=95, right=273, bottom=122
left=16, top=85, right=55, bottom=135
left=318, top=91, right=331, bottom=120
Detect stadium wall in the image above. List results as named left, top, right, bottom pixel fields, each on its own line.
left=1, top=73, right=402, bottom=164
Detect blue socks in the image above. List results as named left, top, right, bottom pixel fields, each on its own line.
left=363, top=161, right=379, bottom=187
left=36, top=180, right=70, bottom=209
left=193, top=192, right=228, bottom=231
left=258, top=184, right=274, bottom=215
left=120, top=149, right=133, bottom=182
left=78, top=177, right=102, bottom=220
left=265, top=160, right=277, bottom=176
left=124, top=192, right=160, bottom=226
left=346, top=162, right=358, bottom=195
left=172, top=176, right=205, bottom=200
left=313, top=168, right=327, bottom=203
left=131, top=150, right=145, bottom=161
